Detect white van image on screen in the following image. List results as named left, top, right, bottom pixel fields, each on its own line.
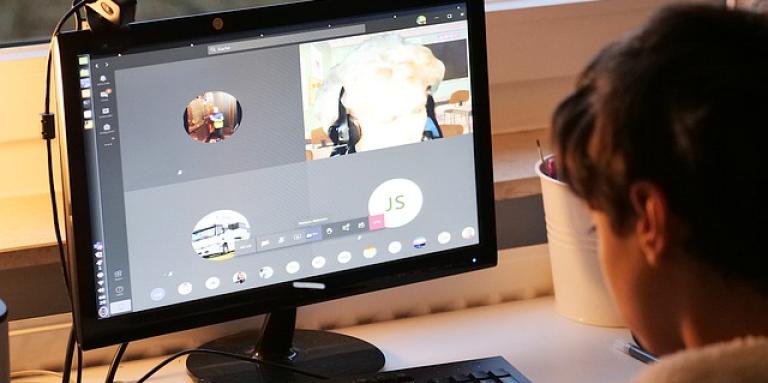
left=191, top=210, right=251, bottom=260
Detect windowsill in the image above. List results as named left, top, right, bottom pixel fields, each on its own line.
left=0, top=194, right=62, bottom=269
left=492, top=128, right=550, bottom=200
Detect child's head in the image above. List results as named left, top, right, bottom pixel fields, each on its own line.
left=553, top=5, right=768, bottom=353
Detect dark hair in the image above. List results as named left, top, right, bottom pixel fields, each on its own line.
left=553, top=5, right=768, bottom=293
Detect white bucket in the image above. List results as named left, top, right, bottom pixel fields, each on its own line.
left=536, top=156, right=624, bottom=327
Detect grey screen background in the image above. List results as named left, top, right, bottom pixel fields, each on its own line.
left=113, top=29, right=480, bottom=313
left=116, top=45, right=306, bottom=192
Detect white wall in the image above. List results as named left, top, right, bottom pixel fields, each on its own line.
left=486, top=0, right=720, bottom=133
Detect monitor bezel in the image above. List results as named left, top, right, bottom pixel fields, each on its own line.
left=55, top=0, right=496, bottom=350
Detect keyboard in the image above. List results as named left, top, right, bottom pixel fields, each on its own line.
left=327, top=356, right=531, bottom=383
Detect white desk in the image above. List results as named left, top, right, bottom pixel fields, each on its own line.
left=64, top=297, right=645, bottom=383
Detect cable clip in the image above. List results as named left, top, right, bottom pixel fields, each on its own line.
left=41, top=113, right=56, bottom=140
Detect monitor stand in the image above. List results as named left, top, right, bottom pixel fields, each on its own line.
left=186, top=308, right=385, bottom=382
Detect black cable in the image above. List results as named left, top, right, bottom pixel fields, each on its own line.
left=44, top=0, right=89, bottom=115
left=48, top=87, right=77, bottom=383
left=73, top=0, right=85, bottom=31
left=76, top=344, right=83, bottom=383
left=105, top=343, right=128, bottom=383
left=44, top=0, right=88, bottom=295
left=135, top=349, right=328, bottom=383
left=61, top=329, right=76, bottom=383
left=41, top=3, right=89, bottom=383
left=46, top=137, right=69, bottom=286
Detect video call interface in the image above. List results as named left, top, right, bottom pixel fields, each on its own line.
left=76, top=3, right=480, bottom=319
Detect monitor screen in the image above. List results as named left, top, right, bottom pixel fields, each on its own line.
left=56, top=0, right=495, bottom=349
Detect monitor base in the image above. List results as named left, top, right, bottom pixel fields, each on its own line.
left=186, top=310, right=385, bottom=382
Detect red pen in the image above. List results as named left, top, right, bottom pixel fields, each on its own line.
left=536, top=140, right=557, bottom=179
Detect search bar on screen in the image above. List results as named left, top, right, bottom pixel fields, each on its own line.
left=208, top=24, right=366, bottom=55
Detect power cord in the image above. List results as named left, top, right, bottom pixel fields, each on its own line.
left=104, top=343, right=128, bottom=383
left=76, top=345, right=83, bottom=383
left=73, top=0, right=85, bottom=31
left=11, top=371, right=64, bottom=379
left=10, top=370, right=68, bottom=383
left=40, top=2, right=88, bottom=383
left=42, top=0, right=89, bottom=290
left=60, top=330, right=76, bottom=383
left=134, top=349, right=327, bottom=383
left=10, top=345, right=80, bottom=383
left=105, top=341, right=335, bottom=382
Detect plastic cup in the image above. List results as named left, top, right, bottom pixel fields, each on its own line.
left=536, top=156, right=624, bottom=327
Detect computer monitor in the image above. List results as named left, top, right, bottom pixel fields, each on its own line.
left=54, top=0, right=495, bottom=380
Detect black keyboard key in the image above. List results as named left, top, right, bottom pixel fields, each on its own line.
left=328, top=356, right=530, bottom=383
left=490, top=369, right=511, bottom=377
left=469, top=371, right=491, bottom=379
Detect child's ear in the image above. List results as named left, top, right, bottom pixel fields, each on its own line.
left=628, top=181, right=669, bottom=266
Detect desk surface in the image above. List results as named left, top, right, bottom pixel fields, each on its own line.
left=58, top=297, right=645, bottom=383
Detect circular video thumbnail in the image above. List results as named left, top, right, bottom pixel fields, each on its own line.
left=183, top=91, right=243, bottom=143
left=191, top=210, right=251, bottom=261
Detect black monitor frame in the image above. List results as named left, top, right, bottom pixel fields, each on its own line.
left=55, top=0, right=495, bottom=350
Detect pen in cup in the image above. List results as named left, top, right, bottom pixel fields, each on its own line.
left=536, top=139, right=557, bottom=179
left=613, top=339, right=658, bottom=364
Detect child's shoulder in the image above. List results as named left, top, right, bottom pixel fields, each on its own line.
left=632, top=337, right=768, bottom=383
